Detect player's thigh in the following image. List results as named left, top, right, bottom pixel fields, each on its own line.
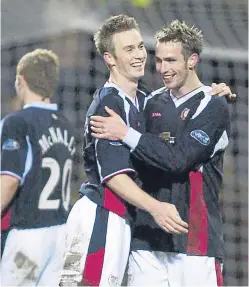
left=61, top=199, right=131, bottom=287
left=1, top=228, right=52, bottom=286
left=128, top=250, right=169, bottom=286
left=82, top=208, right=131, bottom=286
left=98, top=211, right=131, bottom=286
left=60, top=196, right=98, bottom=286
left=37, top=224, right=67, bottom=286
left=165, top=252, right=223, bottom=286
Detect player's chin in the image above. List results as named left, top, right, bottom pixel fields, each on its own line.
left=163, top=80, right=175, bottom=89
left=133, top=70, right=145, bottom=79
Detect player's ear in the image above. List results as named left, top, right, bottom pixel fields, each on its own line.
left=16, top=75, right=26, bottom=87
left=103, top=52, right=115, bottom=67
left=188, top=53, right=199, bottom=70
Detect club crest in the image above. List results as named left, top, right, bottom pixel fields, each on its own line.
left=180, top=108, right=190, bottom=120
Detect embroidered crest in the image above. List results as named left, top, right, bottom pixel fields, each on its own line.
left=180, top=108, right=190, bottom=120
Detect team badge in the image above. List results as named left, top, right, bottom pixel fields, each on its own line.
left=2, top=138, right=20, bottom=150
left=190, top=129, right=210, bottom=146
left=180, top=108, right=190, bottom=120
left=108, top=274, right=118, bottom=286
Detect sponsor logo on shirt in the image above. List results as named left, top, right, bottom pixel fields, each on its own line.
left=190, top=129, right=210, bottom=146
left=2, top=138, right=20, bottom=150
left=109, top=141, right=122, bottom=146
left=152, top=112, right=161, bottom=118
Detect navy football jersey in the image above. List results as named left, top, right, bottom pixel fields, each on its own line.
left=1, top=102, right=76, bottom=228
left=82, top=82, right=146, bottom=218
left=127, top=86, right=230, bottom=260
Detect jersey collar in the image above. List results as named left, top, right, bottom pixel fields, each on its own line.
left=104, top=81, right=140, bottom=110
left=169, top=85, right=211, bottom=107
left=23, top=102, right=58, bottom=111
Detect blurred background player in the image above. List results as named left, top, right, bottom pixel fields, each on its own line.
left=90, top=20, right=233, bottom=286
left=1, top=93, right=22, bottom=259
left=0, top=49, right=76, bottom=286
left=60, top=15, right=188, bottom=287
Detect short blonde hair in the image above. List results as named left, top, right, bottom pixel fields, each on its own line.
left=155, top=20, right=203, bottom=59
left=94, top=14, right=140, bottom=56
left=16, top=49, right=59, bottom=98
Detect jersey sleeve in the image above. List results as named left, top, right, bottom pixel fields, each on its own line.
left=95, top=94, right=135, bottom=183
left=1, top=115, right=29, bottom=182
left=123, top=97, right=230, bottom=174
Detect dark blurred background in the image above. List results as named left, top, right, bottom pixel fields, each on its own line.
left=1, top=0, right=248, bottom=285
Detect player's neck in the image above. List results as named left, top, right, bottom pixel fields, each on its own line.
left=109, top=74, right=138, bottom=99
left=24, top=92, right=50, bottom=105
left=171, top=73, right=203, bottom=99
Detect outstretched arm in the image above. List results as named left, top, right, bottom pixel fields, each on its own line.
left=91, top=98, right=230, bottom=174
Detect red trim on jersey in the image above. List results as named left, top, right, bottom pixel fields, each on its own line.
left=1, top=209, right=11, bottom=231
left=187, top=171, right=208, bottom=255
left=103, top=188, right=126, bottom=217
left=82, top=247, right=105, bottom=286
left=215, top=260, right=223, bottom=286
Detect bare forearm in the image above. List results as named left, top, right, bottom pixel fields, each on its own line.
left=1, top=175, right=19, bottom=213
left=106, top=173, right=158, bottom=213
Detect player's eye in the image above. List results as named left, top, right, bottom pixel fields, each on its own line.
left=125, top=47, right=133, bottom=52
left=168, top=58, right=176, bottom=62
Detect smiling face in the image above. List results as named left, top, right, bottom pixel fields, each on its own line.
left=106, top=29, right=147, bottom=82
left=156, top=41, right=193, bottom=91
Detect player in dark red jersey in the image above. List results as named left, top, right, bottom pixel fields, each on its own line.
left=90, top=20, right=234, bottom=286
left=0, top=49, right=76, bottom=286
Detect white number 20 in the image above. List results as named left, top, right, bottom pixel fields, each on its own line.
left=38, top=157, right=72, bottom=211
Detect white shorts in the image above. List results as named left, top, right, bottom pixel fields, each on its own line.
left=0, top=224, right=66, bottom=286
left=128, top=250, right=223, bottom=286
left=60, top=196, right=131, bottom=286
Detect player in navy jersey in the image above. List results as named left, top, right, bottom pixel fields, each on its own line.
left=90, top=20, right=233, bottom=286
left=0, top=49, right=76, bottom=286
left=60, top=15, right=189, bottom=287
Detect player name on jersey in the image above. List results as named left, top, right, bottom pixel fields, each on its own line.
left=39, top=127, right=76, bottom=156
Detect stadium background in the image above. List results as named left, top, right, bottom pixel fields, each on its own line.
left=1, top=0, right=248, bottom=285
